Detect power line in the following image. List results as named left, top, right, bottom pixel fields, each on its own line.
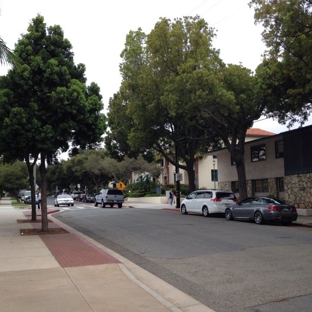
left=211, top=5, right=245, bottom=26
left=201, top=0, right=224, bottom=16
left=188, top=0, right=209, bottom=15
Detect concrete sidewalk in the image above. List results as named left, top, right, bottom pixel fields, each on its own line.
left=0, top=198, right=214, bottom=312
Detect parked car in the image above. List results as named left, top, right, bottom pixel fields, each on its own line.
left=24, top=195, right=39, bottom=205
left=71, top=191, right=83, bottom=200
left=19, top=189, right=28, bottom=199
left=180, top=189, right=238, bottom=217
left=22, top=191, right=31, bottom=202
left=94, top=189, right=124, bottom=208
left=54, top=194, right=74, bottom=207
left=225, top=196, right=298, bottom=225
left=83, top=194, right=95, bottom=203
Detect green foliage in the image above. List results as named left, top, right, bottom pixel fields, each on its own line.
left=0, top=15, right=106, bottom=226
left=0, top=161, right=29, bottom=198
left=0, top=15, right=106, bottom=162
left=107, top=16, right=223, bottom=193
left=47, top=150, right=162, bottom=194
left=250, top=0, right=312, bottom=126
left=125, top=179, right=158, bottom=194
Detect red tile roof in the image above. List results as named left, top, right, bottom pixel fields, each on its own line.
left=246, top=128, right=276, bottom=136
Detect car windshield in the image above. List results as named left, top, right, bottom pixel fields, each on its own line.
left=216, top=192, right=236, bottom=199
left=108, top=190, right=123, bottom=195
left=263, top=197, right=286, bottom=205
left=58, top=194, right=71, bottom=199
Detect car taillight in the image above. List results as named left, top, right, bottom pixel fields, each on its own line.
left=291, top=206, right=297, bottom=212
left=211, top=198, right=222, bottom=202
left=268, top=205, right=280, bottom=211
left=232, top=198, right=238, bottom=202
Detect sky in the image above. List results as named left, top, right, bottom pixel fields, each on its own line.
left=0, top=0, right=311, bottom=134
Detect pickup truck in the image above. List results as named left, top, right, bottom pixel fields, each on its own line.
left=94, top=188, right=124, bottom=208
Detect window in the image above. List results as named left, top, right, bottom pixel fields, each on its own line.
left=204, top=192, right=213, bottom=199
left=251, top=144, right=266, bottom=162
left=275, top=140, right=284, bottom=158
left=195, top=191, right=205, bottom=199
left=276, top=177, right=284, bottom=192
left=211, top=169, right=218, bottom=181
left=231, top=181, right=239, bottom=193
left=253, top=179, right=269, bottom=192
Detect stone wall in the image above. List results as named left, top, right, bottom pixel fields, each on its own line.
left=221, top=173, right=312, bottom=215
left=284, top=174, right=312, bottom=209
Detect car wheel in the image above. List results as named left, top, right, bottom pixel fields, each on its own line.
left=202, top=206, right=209, bottom=217
left=102, top=201, right=105, bottom=208
left=56, top=203, right=59, bottom=207
left=181, top=204, right=188, bottom=214
left=110, top=204, right=114, bottom=207
left=225, top=208, right=233, bottom=220
left=94, top=202, right=98, bottom=207
left=254, top=211, right=264, bottom=224
left=118, top=203, right=122, bottom=208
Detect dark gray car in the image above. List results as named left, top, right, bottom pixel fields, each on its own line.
left=225, top=196, right=298, bottom=225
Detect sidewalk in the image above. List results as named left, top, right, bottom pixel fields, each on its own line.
left=0, top=198, right=214, bottom=312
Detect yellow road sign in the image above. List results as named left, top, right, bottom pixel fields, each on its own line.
left=117, top=181, right=126, bottom=190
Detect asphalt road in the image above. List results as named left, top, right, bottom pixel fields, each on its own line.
left=52, top=203, right=312, bottom=312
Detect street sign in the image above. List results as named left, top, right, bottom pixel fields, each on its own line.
left=117, top=181, right=126, bottom=190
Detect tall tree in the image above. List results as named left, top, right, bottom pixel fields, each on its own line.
left=249, top=0, right=312, bottom=126
left=0, top=15, right=106, bottom=230
left=107, top=17, right=221, bottom=193
left=200, top=63, right=267, bottom=199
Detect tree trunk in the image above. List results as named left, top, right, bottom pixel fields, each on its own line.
left=222, top=127, right=249, bottom=201
left=25, top=158, right=37, bottom=221
left=186, top=164, right=196, bottom=193
left=235, top=160, right=248, bottom=201
left=40, top=153, right=49, bottom=232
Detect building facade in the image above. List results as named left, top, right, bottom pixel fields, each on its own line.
left=210, top=125, right=312, bottom=215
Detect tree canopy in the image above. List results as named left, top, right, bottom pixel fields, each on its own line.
left=0, top=15, right=106, bottom=228
left=250, top=0, right=312, bottom=126
left=106, top=16, right=222, bottom=193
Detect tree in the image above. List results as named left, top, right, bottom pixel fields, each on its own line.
left=106, top=17, right=222, bottom=193
left=249, top=0, right=312, bottom=126
left=0, top=37, right=18, bottom=66
left=0, top=160, right=29, bottom=199
left=47, top=150, right=162, bottom=193
left=0, top=15, right=106, bottom=230
left=200, top=63, right=267, bottom=199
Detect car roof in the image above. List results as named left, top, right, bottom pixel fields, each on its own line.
left=194, top=189, right=232, bottom=192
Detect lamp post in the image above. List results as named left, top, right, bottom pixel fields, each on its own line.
left=212, top=158, right=216, bottom=189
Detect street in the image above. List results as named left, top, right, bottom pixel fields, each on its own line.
left=51, top=200, right=312, bottom=312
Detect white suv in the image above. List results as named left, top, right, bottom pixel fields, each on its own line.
left=180, top=189, right=237, bottom=217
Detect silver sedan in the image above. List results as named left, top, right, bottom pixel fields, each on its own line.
left=225, top=197, right=298, bottom=225
left=54, top=194, right=74, bottom=207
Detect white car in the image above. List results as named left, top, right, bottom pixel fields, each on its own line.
left=180, top=189, right=237, bottom=217
left=54, top=194, right=74, bottom=207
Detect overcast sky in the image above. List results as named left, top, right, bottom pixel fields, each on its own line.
left=1, top=0, right=311, bottom=134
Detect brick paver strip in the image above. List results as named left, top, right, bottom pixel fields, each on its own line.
left=41, top=233, right=120, bottom=267
left=22, top=210, right=120, bottom=267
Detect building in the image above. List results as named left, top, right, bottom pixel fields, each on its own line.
left=208, top=125, right=312, bottom=216
left=157, top=128, right=275, bottom=190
